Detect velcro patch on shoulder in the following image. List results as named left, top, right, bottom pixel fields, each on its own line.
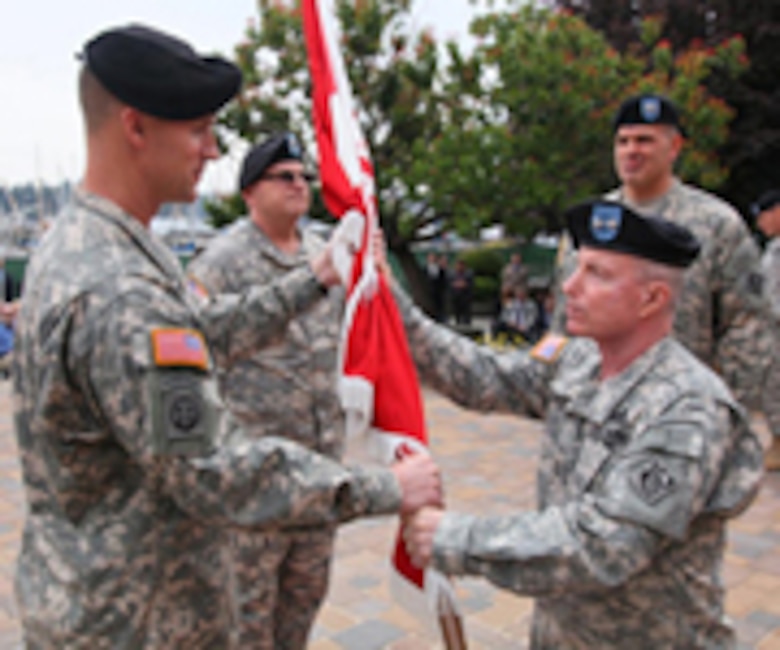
left=187, top=277, right=210, bottom=301
left=530, top=333, right=569, bottom=363
left=150, top=328, right=209, bottom=370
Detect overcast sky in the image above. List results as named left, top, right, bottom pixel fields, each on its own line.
left=0, top=0, right=482, bottom=194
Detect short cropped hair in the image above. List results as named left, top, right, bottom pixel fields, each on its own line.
left=78, top=66, right=120, bottom=134
left=636, top=258, right=686, bottom=313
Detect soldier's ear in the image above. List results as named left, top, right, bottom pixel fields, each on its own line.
left=120, top=107, right=147, bottom=148
left=639, top=280, right=671, bottom=319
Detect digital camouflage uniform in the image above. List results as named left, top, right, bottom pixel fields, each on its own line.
left=188, top=219, right=345, bottom=650
left=13, top=189, right=401, bottom=650
left=397, top=293, right=762, bottom=649
left=552, top=180, right=771, bottom=409
left=761, top=238, right=780, bottom=439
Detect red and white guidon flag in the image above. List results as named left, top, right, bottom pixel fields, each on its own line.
left=302, top=0, right=461, bottom=636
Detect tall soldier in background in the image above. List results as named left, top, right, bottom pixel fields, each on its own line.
left=12, top=24, right=441, bottom=648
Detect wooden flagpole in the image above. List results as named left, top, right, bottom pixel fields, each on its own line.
left=438, top=588, right=468, bottom=650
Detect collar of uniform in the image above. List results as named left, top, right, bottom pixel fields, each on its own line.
left=246, top=218, right=310, bottom=268
left=557, top=337, right=677, bottom=425
left=73, top=186, right=186, bottom=284
left=549, top=337, right=600, bottom=406
left=611, top=177, right=682, bottom=217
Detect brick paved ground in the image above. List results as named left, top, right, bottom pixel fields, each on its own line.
left=1, top=380, right=779, bottom=649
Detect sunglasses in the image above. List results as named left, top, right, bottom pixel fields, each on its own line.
left=261, top=170, right=316, bottom=184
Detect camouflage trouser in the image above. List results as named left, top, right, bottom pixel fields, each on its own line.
left=226, top=526, right=336, bottom=650
left=763, top=348, right=780, bottom=438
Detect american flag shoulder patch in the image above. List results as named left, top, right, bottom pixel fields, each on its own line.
left=187, top=277, right=210, bottom=301
left=530, top=333, right=569, bottom=363
left=150, top=328, right=209, bottom=370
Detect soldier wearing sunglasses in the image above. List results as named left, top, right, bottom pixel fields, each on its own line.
left=189, top=133, right=347, bottom=649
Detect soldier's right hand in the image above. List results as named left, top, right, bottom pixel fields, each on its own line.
left=309, top=210, right=365, bottom=288
left=391, top=454, right=443, bottom=515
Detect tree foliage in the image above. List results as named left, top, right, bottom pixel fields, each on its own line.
left=432, top=3, right=746, bottom=232
left=210, top=0, right=748, bottom=302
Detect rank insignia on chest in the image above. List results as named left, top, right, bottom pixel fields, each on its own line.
left=150, top=328, right=209, bottom=370
left=531, top=333, right=569, bottom=363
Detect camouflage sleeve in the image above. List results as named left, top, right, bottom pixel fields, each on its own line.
left=169, top=436, right=401, bottom=528
left=711, top=217, right=771, bottom=406
left=394, top=289, right=549, bottom=417
left=194, top=265, right=326, bottom=369
left=68, top=282, right=400, bottom=529
left=763, top=241, right=780, bottom=321
left=432, top=397, right=722, bottom=597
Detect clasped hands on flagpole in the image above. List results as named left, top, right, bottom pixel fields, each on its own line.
left=368, top=230, right=450, bottom=571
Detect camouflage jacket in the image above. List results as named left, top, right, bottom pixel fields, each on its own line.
left=188, top=218, right=345, bottom=459
left=12, top=189, right=400, bottom=649
left=398, top=293, right=762, bottom=649
left=552, top=180, right=771, bottom=408
left=762, top=238, right=780, bottom=323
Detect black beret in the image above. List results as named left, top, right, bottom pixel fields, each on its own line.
left=565, top=199, right=700, bottom=268
left=613, top=94, right=685, bottom=135
left=83, top=24, right=241, bottom=120
left=751, top=190, right=780, bottom=217
left=239, top=132, right=304, bottom=191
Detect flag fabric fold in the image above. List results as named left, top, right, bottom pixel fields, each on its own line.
left=302, top=1, right=465, bottom=646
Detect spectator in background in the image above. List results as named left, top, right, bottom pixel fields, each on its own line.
left=535, top=290, right=555, bottom=339
left=450, top=258, right=473, bottom=326
left=0, top=258, right=20, bottom=377
left=0, top=257, right=20, bottom=303
left=492, top=284, right=538, bottom=345
left=500, top=251, right=528, bottom=295
left=426, top=252, right=448, bottom=322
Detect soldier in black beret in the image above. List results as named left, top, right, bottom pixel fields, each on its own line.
left=612, top=94, right=686, bottom=135
left=239, top=131, right=309, bottom=191
left=77, top=23, right=244, bottom=216
left=189, top=132, right=334, bottom=648
left=401, top=196, right=761, bottom=650
left=12, top=23, right=443, bottom=648
left=83, top=24, right=242, bottom=122
left=752, top=189, right=780, bottom=222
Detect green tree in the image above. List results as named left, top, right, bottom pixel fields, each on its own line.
left=429, top=3, right=746, bottom=233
